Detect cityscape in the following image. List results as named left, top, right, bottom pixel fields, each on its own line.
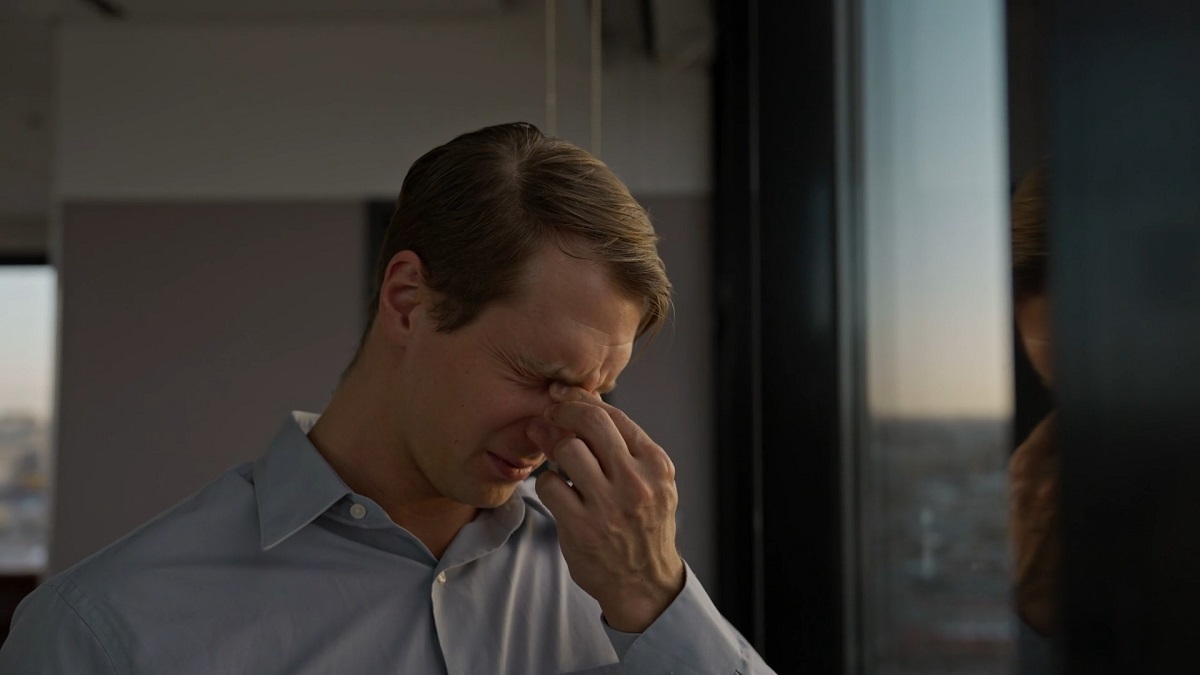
left=864, top=417, right=1015, bottom=674
left=0, top=412, right=50, bottom=572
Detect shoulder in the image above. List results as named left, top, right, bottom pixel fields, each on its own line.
left=53, top=463, right=260, bottom=604
left=0, top=578, right=120, bottom=673
left=1, top=464, right=259, bottom=672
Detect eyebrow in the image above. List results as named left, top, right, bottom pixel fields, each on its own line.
left=518, top=355, right=619, bottom=395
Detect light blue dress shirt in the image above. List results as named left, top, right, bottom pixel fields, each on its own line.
left=0, top=412, right=772, bottom=674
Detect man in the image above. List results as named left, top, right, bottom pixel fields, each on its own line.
left=1, top=123, right=773, bottom=673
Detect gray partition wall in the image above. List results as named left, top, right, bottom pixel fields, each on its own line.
left=52, top=202, right=365, bottom=572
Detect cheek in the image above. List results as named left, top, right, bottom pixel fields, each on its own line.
left=1023, top=336, right=1055, bottom=388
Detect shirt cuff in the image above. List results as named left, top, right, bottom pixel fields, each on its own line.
left=601, top=617, right=641, bottom=662
left=601, top=563, right=745, bottom=674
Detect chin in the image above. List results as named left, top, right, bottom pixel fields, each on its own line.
left=439, top=476, right=520, bottom=509
left=470, top=484, right=521, bottom=509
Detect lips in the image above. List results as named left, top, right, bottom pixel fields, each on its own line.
left=489, top=451, right=542, bottom=470
left=486, top=451, right=543, bottom=482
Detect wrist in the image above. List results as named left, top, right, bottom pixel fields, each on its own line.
left=600, top=559, right=686, bottom=633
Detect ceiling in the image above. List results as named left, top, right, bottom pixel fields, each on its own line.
left=0, top=0, right=503, bottom=22
left=0, top=0, right=710, bottom=230
left=0, top=0, right=508, bottom=228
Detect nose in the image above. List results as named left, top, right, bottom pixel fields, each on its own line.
left=525, top=415, right=576, bottom=456
left=526, top=418, right=553, bottom=455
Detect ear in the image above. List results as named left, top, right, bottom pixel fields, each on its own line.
left=377, top=250, right=429, bottom=347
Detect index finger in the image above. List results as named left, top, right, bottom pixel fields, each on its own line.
left=549, top=384, right=656, bottom=458
left=544, top=400, right=628, bottom=476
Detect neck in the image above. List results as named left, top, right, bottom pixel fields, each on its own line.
left=307, top=351, right=477, bottom=559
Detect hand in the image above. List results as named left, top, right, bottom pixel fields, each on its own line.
left=526, top=384, right=685, bottom=633
left=1009, top=412, right=1061, bottom=635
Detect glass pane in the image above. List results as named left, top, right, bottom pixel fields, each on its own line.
left=858, top=0, right=1014, bottom=672
left=0, top=266, right=56, bottom=572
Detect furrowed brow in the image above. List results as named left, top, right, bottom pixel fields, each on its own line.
left=519, top=355, right=618, bottom=394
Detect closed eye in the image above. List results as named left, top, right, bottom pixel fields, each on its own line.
left=501, top=348, right=617, bottom=396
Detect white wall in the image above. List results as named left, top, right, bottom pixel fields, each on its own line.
left=55, top=3, right=710, bottom=199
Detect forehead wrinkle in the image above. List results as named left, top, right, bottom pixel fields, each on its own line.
left=518, top=354, right=594, bottom=389
left=519, top=344, right=628, bottom=393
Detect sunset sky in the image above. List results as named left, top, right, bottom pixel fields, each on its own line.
left=0, top=267, right=56, bottom=419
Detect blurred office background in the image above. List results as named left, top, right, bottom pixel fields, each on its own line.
left=3, top=0, right=1199, bottom=673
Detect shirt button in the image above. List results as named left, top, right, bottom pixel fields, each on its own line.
left=436, top=571, right=447, bottom=584
left=349, top=503, right=367, bottom=519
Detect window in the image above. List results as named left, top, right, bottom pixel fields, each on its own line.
left=0, top=265, right=56, bottom=572
left=857, top=0, right=1015, bottom=671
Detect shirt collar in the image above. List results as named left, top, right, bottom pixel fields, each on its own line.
left=251, top=410, right=535, bottom=559
left=253, top=411, right=352, bottom=551
left=438, top=484, right=528, bottom=570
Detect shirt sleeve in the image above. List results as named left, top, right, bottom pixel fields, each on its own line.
left=602, top=563, right=776, bottom=674
left=0, top=581, right=120, bottom=674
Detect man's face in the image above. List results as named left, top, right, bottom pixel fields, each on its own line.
left=396, top=244, right=643, bottom=508
left=1016, top=292, right=1053, bottom=388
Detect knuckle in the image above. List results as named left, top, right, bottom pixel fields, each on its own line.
left=580, top=405, right=610, bottom=428
left=623, top=482, right=655, bottom=511
left=557, top=437, right=586, bottom=459
left=658, top=453, right=676, bottom=481
left=534, top=472, right=565, bottom=503
left=644, top=445, right=675, bottom=480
